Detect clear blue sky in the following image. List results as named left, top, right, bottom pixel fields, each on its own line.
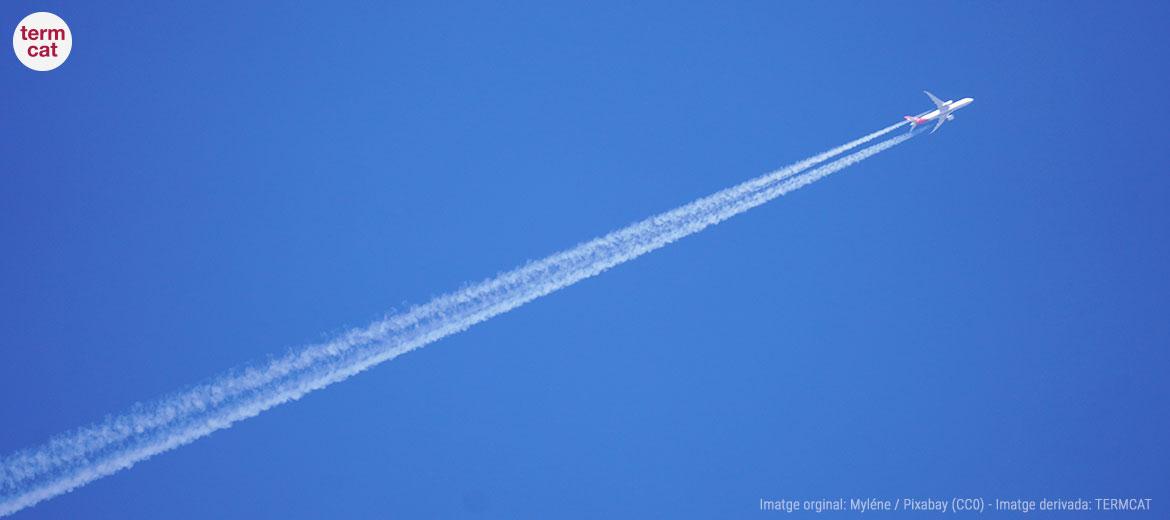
left=3, top=1, right=1168, bottom=518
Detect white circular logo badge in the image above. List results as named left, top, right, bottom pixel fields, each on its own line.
left=13, top=12, right=72, bottom=71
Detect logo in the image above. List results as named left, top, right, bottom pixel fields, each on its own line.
left=13, top=12, right=72, bottom=71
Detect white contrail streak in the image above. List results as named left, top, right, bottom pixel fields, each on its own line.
left=0, top=122, right=913, bottom=517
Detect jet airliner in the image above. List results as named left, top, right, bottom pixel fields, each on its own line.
left=904, top=91, right=974, bottom=133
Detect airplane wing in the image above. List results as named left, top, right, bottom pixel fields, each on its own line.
left=924, top=90, right=945, bottom=109
left=931, top=116, right=946, bottom=133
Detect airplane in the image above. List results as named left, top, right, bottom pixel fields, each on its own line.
left=904, top=91, right=974, bottom=134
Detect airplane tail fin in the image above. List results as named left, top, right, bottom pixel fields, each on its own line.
left=903, top=115, right=920, bottom=129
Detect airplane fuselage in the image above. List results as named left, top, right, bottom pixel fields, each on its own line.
left=910, top=97, right=974, bottom=125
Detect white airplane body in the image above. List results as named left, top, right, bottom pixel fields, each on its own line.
left=904, top=91, right=974, bottom=133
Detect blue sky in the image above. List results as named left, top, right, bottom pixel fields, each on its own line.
left=2, top=1, right=1168, bottom=517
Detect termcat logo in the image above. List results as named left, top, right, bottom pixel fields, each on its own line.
left=12, top=12, right=72, bottom=71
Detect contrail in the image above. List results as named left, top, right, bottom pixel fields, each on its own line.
left=0, top=121, right=913, bottom=517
